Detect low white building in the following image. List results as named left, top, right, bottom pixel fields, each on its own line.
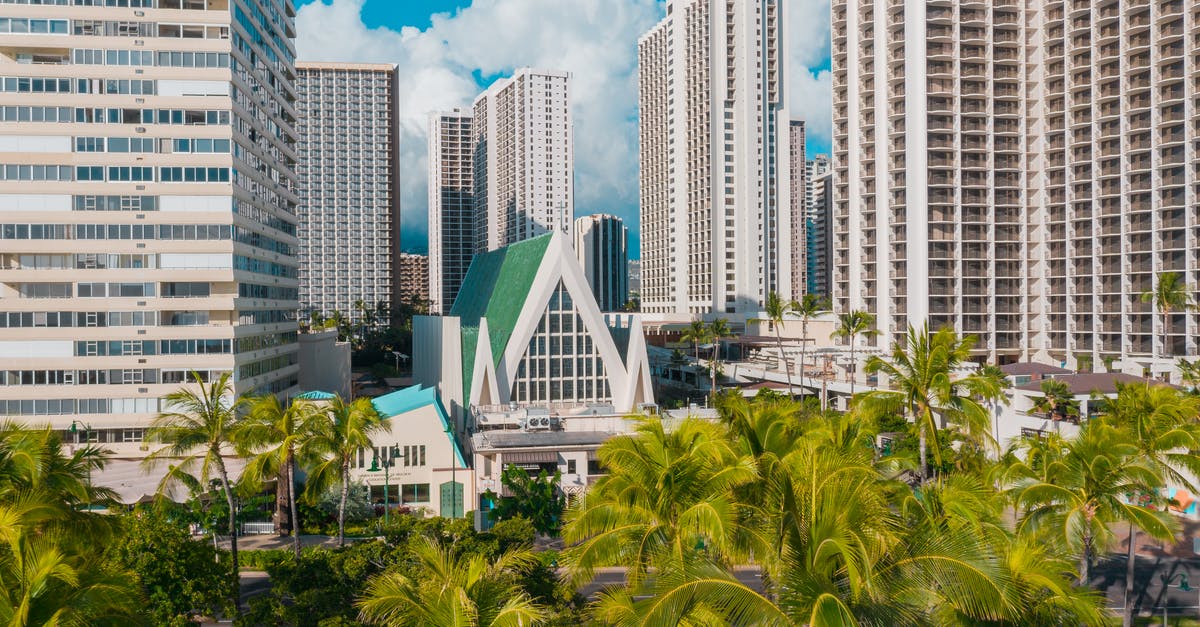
left=994, top=371, right=1157, bottom=447
left=342, top=385, right=471, bottom=519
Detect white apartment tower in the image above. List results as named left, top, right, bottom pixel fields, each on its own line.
left=296, top=62, right=399, bottom=321
left=574, top=214, right=629, bottom=312
left=0, top=1, right=301, bottom=442
left=471, top=68, right=573, bottom=253
left=789, top=120, right=806, bottom=298
left=833, top=0, right=1199, bottom=375
left=428, top=109, right=473, bottom=314
left=637, top=0, right=791, bottom=316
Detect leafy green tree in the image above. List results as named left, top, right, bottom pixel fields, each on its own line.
left=764, top=291, right=794, bottom=396
left=484, top=465, right=566, bottom=536
left=1099, top=382, right=1200, bottom=627
left=243, top=540, right=393, bottom=626
left=356, top=535, right=548, bottom=627
left=832, top=309, right=879, bottom=396
left=860, top=325, right=994, bottom=480
left=237, top=395, right=324, bottom=559
left=1006, top=421, right=1175, bottom=585
left=680, top=319, right=710, bottom=365
left=562, top=418, right=760, bottom=619
left=1177, top=358, right=1200, bottom=393
left=0, top=425, right=144, bottom=625
left=144, top=372, right=247, bottom=610
left=1141, top=271, right=1194, bottom=360
left=791, top=293, right=827, bottom=390
left=707, top=317, right=732, bottom=396
left=108, top=507, right=232, bottom=626
left=304, top=396, right=388, bottom=546
left=1030, top=378, right=1080, bottom=423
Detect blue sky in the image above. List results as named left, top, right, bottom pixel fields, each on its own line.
left=293, top=0, right=833, bottom=257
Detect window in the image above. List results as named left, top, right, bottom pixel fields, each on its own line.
left=400, top=483, right=430, bottom=503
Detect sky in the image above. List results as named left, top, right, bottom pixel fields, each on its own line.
left=293, top=0, right=833, bottom=257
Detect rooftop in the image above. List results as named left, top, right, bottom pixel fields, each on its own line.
left=1000, top=362, right=1073, bottom=377
left=473, top=430, right=617, bottom=450
left=1015, top=372, right=1161, bottom=395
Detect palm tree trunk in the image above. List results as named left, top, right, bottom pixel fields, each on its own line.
left=1079, top=532, right=1092, bottom=586
left=215, top=457, right=240, bottom=616
left=1122, top=522, right=1137, bottom=627
left=1163, top=309, right=1170, bottom=359
left=288, top=451, right=301, bottom=559
left=799, top=320, right=808, bottom=396
left=338, top=458, right=350, bottom=547
left=775, top=330, right=793, bottom=397
left=849, top=341, right=857, bottom=397
left=918, top=417, right=928, bottom=481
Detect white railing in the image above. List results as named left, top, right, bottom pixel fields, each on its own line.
left=241, top=521, right=274, bottom=535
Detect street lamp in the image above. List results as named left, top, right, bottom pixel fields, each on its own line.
left=368, top=451, right=393, bottom=525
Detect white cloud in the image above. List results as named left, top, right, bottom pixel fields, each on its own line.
left=295, top=0, right=834, bottom=252
left=787, top=0, right=833, bottom=154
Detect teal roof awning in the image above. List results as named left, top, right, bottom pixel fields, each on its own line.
left=296, top=390, right=336, bottom=400
left=372, top=385, right=468, bottom=468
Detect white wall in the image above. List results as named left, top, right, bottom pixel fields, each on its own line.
left=160, top=195, right=232, bottom=212
left=0, top=135, right=70, bottom=152
left=0, top=194, right=71, bottom=212
left=0, top=340, right=72, bottom=358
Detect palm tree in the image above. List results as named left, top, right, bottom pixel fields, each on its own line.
left=860, top=325, right=993, bottom=480
left=1099, top=382, right=1200, bottom=627
left=1031, top=378, right=1080, bottom=423
left=1178, top=358, right=1200, bottom=393
left=1006, top=421, right=1175, bottom=585
left=1141, top=271, right=1194, bottom=361
left=356, top=535, right=547, bottom=626
left=764, top=291, right=794, bottom=396
left=237, top=395, right=323, bottom=559
left=708, top=318, right=732, bottom=397
left=680, top=319, right=711, bottom=395
left=977, top=363, right=1011, bottom=445
left=832, top=309, right=878, bottom=396
left=304, top=396, right=389, bottom=547
left=562, top=419, right=757, bottom=589
left=144, top=372, right=247, bottom=610
left=791, top=293, right=827, bottom=392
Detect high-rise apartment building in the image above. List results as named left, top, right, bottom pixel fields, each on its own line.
left=574, top=214, right=629, bottom=312
left=638, top=0, right=791, bottom=316
left=805, top=154, right=830, bottom=220
left=789, top=121, right=807, bottom=298
left=0, top=0, right=301, bottom=442
left=810, top=172, right=833, bottom=298
left=471, top=68, right=573, bottom=253
left=396, top=253, right=429, bottom=308
left=833, top=0, right=1199, bottom=375
left=296, top=62, right=399, bottom=321
left=428, top=109, right=473, bottom=314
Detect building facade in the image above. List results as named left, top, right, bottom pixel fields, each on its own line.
left=296, top=62, right=399, bottom=321
left=789, top=121, right=807, bottom=298
left=396, top=252, right=429, bottom=308
left=0, top=0, right=301, bottom=449
left=637, top=0, right=791, bottom=316
left=471, top=68, right=573, bottom=253
left=573, top=214, right=629, bottom=312
left=832, top=0, right=1199, bottom=376
left=810, top=172, right=833, bottom=298
left=428, top=109, right=473, bottom=314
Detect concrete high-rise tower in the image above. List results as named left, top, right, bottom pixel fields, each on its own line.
left=0, top=1, right=301, bottom=443
left=471, top=68, right=573, bottom=253
left=789, top=121, right=807, bottom=299
left=296, top=62, right=399, bottom=321
left=637, top=0, right=791, bottom=316
left=832, top=0, right=1199, bottom=378
left=428, top=109, right=474, bottom=314
left=574, top=214, right=629, bottom=312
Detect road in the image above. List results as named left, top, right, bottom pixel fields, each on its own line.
left=1093, top=554, right=1200, bottom=620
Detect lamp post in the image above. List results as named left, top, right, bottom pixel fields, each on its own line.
left=368, top=452, right=392, bottom=525
left=445, top=424, right=458, bottom=518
